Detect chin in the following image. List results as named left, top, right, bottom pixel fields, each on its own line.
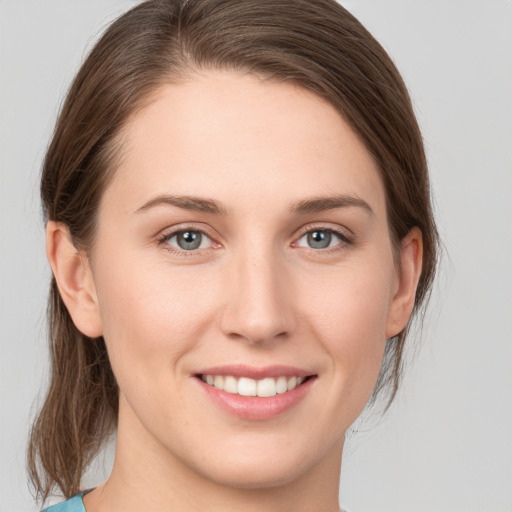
left=198, top=459, right=310, bottom=490
left=185, top=436, right=335, bottom=491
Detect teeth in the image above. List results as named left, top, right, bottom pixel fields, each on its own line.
left=200, top=374, right=309, bottom=396
left=276, top=376, right=288, bottom=394
left=238, top=377, right=257, bottom=396
left=223, top=375, right=238, bottom=394
left=287, top=376, right=297, bottom=391
left=257, top=377, right=276, bottom=397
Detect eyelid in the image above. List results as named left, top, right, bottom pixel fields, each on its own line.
left=155, top=222, right=353, bottom=257
left=156, top=224, right=220, bottom=256
left=296, top=222, right=352, bottom=239
left=292, top=223, right=354, bottom=250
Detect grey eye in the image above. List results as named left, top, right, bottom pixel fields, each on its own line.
left=167, top=230, right=210, bottom=251
left=296, top=229, right=345, bottom=250
left=177, top=231, right=202, bottom=250
left=307, top=230, right=332, bottom=249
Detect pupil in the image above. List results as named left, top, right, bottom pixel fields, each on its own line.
left=178, top=231, right=202, bottom=250
left=308, top=230, right=331, bottom=249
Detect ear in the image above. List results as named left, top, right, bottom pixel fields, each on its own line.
left=386, top=227, right=423, bottom=339
left=46, top=221, right=103, bottom=338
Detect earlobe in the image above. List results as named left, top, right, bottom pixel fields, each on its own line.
left=386, top=227, right=423, bottom=339
left=46, top=221, right=103, bottom=338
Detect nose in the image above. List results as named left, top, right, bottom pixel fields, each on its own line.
left=219, top=243, right=296, bottom=345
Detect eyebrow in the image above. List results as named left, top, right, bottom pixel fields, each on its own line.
left=289, top=194, right=374, bottom=216
left=135, top=194, right=229, bottom=215
left=135, top=193, right=373, bottom=216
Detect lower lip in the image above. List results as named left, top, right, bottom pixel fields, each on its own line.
left=196, top=377, right=316, bottom=420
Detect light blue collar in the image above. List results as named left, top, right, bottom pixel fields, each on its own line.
left=41, top=492, right=85, bottom=512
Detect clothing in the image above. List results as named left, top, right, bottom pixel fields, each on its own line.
left=41, top=493, right=85, bottom=512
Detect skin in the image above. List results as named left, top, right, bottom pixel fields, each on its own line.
left=47, top=70, right=423, bottom=512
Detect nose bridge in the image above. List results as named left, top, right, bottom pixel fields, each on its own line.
left=220, top=237, right=295, bottom=344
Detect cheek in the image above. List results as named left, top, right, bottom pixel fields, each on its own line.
left=307, top=258, right=393, bottom=336
left=303, top=257, right=395, bottom=391
left=92, top=250, right=220, bottom=389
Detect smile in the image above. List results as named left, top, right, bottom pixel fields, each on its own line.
left=200, top=374, right=307, bottom=397
left=195, top=365, right=316, bottom=420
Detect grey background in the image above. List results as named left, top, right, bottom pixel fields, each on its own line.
left=1, top=1, right=511, bottom=511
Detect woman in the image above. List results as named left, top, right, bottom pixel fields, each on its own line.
left=28, top=0, right=438, bottom=510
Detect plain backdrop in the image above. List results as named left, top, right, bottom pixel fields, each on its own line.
left=1, top=1, right=511, bottom=511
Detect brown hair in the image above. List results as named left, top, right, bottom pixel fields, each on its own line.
left=29, top=0, right=438, bottom=502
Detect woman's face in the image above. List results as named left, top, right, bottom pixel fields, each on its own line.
left=82, top=70, right=415, bottom=488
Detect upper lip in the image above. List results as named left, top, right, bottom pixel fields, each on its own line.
left=194, top=364, right=316, bottom=380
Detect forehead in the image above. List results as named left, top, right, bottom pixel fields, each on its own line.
left=103, top=70, right=386, bottom=218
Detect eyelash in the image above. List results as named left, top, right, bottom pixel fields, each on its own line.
left=156, top=227, right=215, bottom=258
left=156, top=224, right=353, bottom=258
left=294, top=225, right=353, bottom=252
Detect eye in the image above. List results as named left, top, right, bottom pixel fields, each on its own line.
left=160, top=229, right=213, bottom=252
left=295, top=228, right=350, bottom=250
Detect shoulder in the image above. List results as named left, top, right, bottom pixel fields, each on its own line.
left=41, top=493, right=85, bottom=512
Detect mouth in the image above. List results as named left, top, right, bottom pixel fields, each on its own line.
left=193, top=366, right=317, bottom=420
left=198, top=374, right=313, bottom=397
